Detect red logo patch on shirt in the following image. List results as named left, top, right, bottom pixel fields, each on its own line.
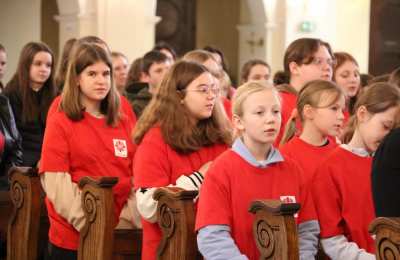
left=280, top=195, right=298, bottom=217
left=113, top=139, right=127, bottom=158
left=280, top=195, right=296, bottom=203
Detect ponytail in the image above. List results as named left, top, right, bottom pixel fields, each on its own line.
left=280, top=109, right=298, bottom=146
left=341, top=115, right=356, bottom=144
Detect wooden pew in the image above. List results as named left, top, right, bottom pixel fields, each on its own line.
left=249, top=199, right=301, bottom=260
left=153, top=187, right=201, bottom=260
left=0, top=190, right=11, bottom=260
left=6, top=167, right=48, bottom=260
left=78, top=176, right=142, bottom=260
left=369, top=217, right=400, bottom=260
left=6, top=168, right=142, bottom=260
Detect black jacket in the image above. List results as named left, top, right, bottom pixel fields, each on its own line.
left=4, top=88, right=46, bottom=167
left=372, top=128, right=400, bottom=217
left=0, top=94, right=23, bottom=188
left=125, top=82, right=152, bottom=118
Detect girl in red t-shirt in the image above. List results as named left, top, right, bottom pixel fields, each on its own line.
left=40, top=43, right=140, bottom=259
left=313, top=83, right=400, bottom=259
left=133, top=60, right=231, bottom=260
left=280, top=80, right=345, bottom=183
left=196, top=81, right=319, bottom=260
left=333, top=52, right=361, bottom=123
left=275, top=38, right=336, bottom=145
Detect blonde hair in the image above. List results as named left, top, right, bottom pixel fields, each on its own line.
left=280, top=80, right=344, bottom=145
left=342, top=82, right=400, bottom=143
left=232, top=81, right=280, bottom=137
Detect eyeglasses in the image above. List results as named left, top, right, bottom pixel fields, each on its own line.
left=310, top=57, right=336, bottom=67
left=185, top=84, right=220, bottom=96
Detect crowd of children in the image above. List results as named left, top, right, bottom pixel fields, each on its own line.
left=0, top=35, right=399, bottom=260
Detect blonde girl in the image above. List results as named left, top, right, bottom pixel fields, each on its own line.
left=196, top=81, right=319, bottom=260
left=280, top=80, right=345, bottom=182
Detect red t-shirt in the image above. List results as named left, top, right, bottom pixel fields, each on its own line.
left=275, top=90, right=297, bottom=146
left=312, top=146, right=375, bottom=253
left=39, top=108, right=135, bottom=250
left=195, top=150, right=317, bottom=259
left=280, top=136, right=337, bottom=183
left=133, top=126, right=227, bottom=260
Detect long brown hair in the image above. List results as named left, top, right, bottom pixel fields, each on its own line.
left=133, top=61, right=232, bottom=153
left=60, top=43, right=120, bottom=126
left=280, top=80, right=344, bottom=145
left=5, top=42, right=56, bottom=123
left=342, top=83, right=400, bottom=143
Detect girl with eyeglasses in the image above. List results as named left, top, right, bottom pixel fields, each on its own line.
left=133, top=60, right=231, bottom=260
left=275, top=38, right=335, bottom=145
left=182, top=49, right=233, bottom=120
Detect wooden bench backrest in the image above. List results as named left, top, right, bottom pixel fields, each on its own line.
left=153, top=187, right=201, bottom=260
left=369, top=217, right=400, bottom=260
left=249, top=199, right=301, bottom=260
left=7, top=167, right=42, bottom=260
left=7, top=168, right=142, bottom=260
left=78, top=176, right=142, bottom=260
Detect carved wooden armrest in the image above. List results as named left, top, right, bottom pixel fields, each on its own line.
left=369, top=217, right=400, bottom=260
left=7, top=166, right=41, bottom=260
left=77, top=176, right=118, bottom=260
left=249, top=199, right=300, bottom=260
left=153, top=187, right=199, bottom=260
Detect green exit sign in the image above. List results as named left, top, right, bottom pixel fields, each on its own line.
left=299, top=21, right=316, bottom=33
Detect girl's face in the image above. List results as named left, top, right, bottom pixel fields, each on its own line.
left=234, top=89, right=281, bottom=146
left=247, top=64, right=271, bottom=82
left=112, top=55, right=129, bottom=89
left=292, top=45, right=333, bottom=86
left=0, top=50, right=7, bottom=80
left=334, top=61, right=361, bottom=98
left=358, top=106, right=399, bottom=153
left=183, top=72, right=219, bottom=122
left=29, top=51, right=52, bottom=89
left=77, top=61, right=111, bottom=109
left=306, top=94, right=346, bottom=137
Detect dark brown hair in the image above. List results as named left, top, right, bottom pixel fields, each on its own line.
left=240, top=59, right=271, bottom=85
left=125, top=57, right=144, bottom=86
left=283, top=38, right=333, bottom=81
left=5, top=42, right=56, bottom=123
left=133, top=61, right=231, bottom=153
left=60, top=43, right=120, bottom=126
